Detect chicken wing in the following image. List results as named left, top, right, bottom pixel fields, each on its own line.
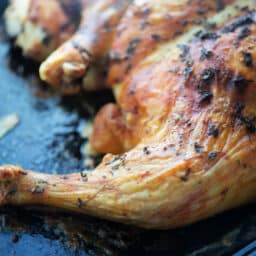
left=1, top=1, right=256, bottom=229
left=39, top=0, right=131, bottom=94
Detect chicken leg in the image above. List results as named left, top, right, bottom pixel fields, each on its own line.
left=1, top=2, right=256, bottom=229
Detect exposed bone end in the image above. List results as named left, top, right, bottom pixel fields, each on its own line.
left=0, top=165, right=29, bottom=205
left=39, top=41, right=90, bottom=88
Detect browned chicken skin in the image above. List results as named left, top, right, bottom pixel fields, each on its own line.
left=108, top=0, right=235, bottom=85
left=4, top=0, right=80, bottom=61
left=1, top=1, right=256, bottom=229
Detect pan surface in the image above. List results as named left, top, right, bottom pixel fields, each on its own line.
left=0, top=3, right=255, bottom=256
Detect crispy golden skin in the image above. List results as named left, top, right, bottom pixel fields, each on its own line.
left=5, top=0, right=79, bottom=61
left=39, top=0, right=131, bottom=94
left=1, top=1, right=256, bottom=229
left=108, top=0, right=235, bottom=85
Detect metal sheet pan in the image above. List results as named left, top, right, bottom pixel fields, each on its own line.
left=0, top=2, right=255, bottom=255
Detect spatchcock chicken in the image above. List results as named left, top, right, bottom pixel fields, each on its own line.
left=1, top=0, right=256, bottom=229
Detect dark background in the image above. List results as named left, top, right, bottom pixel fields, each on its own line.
left=0, top=2, right=255, bottom=255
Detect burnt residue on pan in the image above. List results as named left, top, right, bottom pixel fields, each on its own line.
left=0, top=8, right=256, bottom=256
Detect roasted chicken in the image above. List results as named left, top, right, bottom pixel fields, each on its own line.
left=1, top=0, right=256, bottom=229
left=5, top=0, right=131, bottom=93
left=4, top=0, right=80, bottom=61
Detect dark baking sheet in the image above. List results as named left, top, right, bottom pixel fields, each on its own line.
left=0, top=3, right=255, bottom=255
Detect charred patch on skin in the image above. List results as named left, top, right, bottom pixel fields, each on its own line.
left=178, top=44, right=193, bottom=66
left=222, top=11, right=255, bottom=33
left=197, top=68, right=216, bottom=103
left=179, top=168, right=191, bottom=182
left=230, top=76, right=250, bottom=93
left=80, top=171, right=88, bottom=182
left=194, top=142, right=203, bottom=153
left=151, top=34, right=161, bottom=42
left=200, top=47, right=213, bottom=61
left=237, top=27, right=251, bottom=40
left=242, top=51, right=253, bottom=67
left=106, top=154, right=127, bottom=171
left=207, top=122, right=219, bottom=137
left=126, top=38, right=141, bottom=56
left=32, top=186, right=44, bottom=194
left=233, top=102, right=256, bottom=133
left=200, top=91, right=213, bottom=103
left=184, top=66, right=193, bottom=79
left=143, top=147, right=151, bottom=155
left=195, top=30, right=220, bottom=41
left=72, top=41, right=92, bottom=59
left=200, top=69, right=215, bottom=86
left=208, top=151, right=218, bottom=161
left=18, top=170, right=28, bottom=176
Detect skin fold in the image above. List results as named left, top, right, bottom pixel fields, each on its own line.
left=1, top=1, right=256, bottom=229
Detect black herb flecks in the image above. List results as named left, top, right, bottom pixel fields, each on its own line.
left=178, top=45, right=193, bottom=66
left=237, top=27, right=251, bottom=40
left=230, top=76, right=250, bottom=93
left=197, top=69, right=215, bottom=103
left=143, top=147, right=151, bottom=155
left=195, top=30, right=220, bottom=41
left=201, top=69, right=215, bottom=86
left=180, top=168, right=191, bottom=182
left=200, top=47, right=213, bottom=61
left=184, top=66, right=193, bottom=78
left=222, top=11, right=255, bottom=33
left=242, top=51, right=253, bottom=67
left=200, top=91, right=213, bottom=103
left=234, top=102, right=256, bottom=133
left=18, top=170, right=28, bottom=175
left=208, top=151, right=218, bottom=160
left=151, top=34, right=161, bottom=41
left=32, top=186, right=44, bottom=194
left=72, top=41, right=92, bottom=58
left=80, top=171, right=88, bottom=182
left=242, top=116, right=256, bottom=133
left=216, top=0, right=225, bottom=11
left=194, top=142, right=203, bottom=153
left=235, top=101, right=245, bottom=115
left=207, top=122, right=219, bottom=137
left=107, top=154, right=127, bottom=171
left=126, top=38, right=141, bottom=55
